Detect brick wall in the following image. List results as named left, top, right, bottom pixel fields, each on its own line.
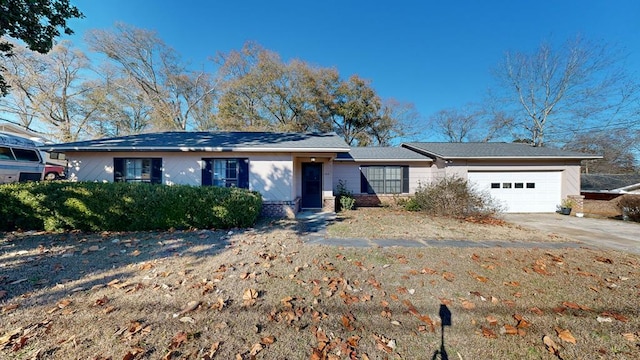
left=323, top=196, right=336, bottom=212
left=353, top=194, right=411, bottom=207
left=567, top=194, right=585, bottom=215
left=261, top=198, right=300, bottom=219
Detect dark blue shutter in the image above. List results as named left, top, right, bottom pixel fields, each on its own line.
left=151, top=158, right=162, bottom=184
left=360, top=167, right=369, bottom=194
left=202, top=159, right=212, bottom=186
left=402, top=166, right=409, bottom=193
left=238, top=158, right=249, bottom=189
left=114, top=158, right=124, bottom=182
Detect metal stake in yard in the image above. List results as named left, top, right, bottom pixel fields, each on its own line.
left=432, top=304, right=452, bottom=360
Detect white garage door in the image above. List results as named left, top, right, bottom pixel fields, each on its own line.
left=468, top=171, right=562, bottom=213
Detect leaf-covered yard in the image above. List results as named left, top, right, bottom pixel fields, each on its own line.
left=1, top=215, right=639, bottom=359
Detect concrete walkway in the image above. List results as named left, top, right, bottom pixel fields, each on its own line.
left=296, top=210, right=591, bottom=252
left=503, top=213, right=640, bottom=255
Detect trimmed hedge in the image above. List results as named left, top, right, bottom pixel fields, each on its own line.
left=0, top=182, right=263, bottom=232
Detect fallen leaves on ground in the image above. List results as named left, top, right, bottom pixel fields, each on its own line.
left=555, top=327, right=577, bottom=344
left=543, top=335, right=562, bottom=358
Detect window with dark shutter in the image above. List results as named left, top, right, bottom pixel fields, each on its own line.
left=202, top=158, right=249, bottom=189
left=113, top=157, right=162, bottom=183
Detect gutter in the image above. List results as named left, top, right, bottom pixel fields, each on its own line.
left=400, top=144, right=602, bottom=161
left=40, top=146, right=352, bottom=153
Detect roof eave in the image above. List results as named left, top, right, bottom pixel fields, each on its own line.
left=334, top=158, right=432, bottom=162
left=41, top=146, right=351, bottom=153
left=444, top=156, right=603, bottom=160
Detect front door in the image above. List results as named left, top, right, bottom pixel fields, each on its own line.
left=301, top=162, right=322, bottom=208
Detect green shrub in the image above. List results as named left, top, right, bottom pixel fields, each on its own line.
left=0, top=182, right=262, bottom=232
left=404, top=198, right=421, bottom=212
left=618, top=195, right=640, bottom=222
left=336, top=180, right=355, bottom=212
left=407, top=176, right=503, bottom=217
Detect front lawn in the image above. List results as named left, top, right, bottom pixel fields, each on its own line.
left=327, top=207, right=573, bottom=242
left=1, top=216, right=638, bottom=359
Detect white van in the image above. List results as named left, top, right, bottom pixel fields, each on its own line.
left=0, top=132, right=45, bottom=183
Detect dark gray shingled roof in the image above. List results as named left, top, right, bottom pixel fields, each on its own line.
left=42, top=131, right=350, bottom=152
left=336, top=147, right=432, bottom=162
left=402, top=142, right=601, bottom=160
left=581, top=174, right=640, bottom=191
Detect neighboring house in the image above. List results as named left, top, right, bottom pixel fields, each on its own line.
left=401, top=142, right=601, bottom=213
left=581, top=174, right=640, bottom=200
left=42, top=132, right=600, bottom=215
left=0, top=122, right=52, bottom=145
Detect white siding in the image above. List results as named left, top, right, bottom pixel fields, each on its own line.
left=409, top=165, right=431, bottom=192
left=67, top=153, right=116, bottom=183
left=333, top=163, right=361, bottom=194
left=249, top=154, right=294, bottom=201
left=66, top=151, right=295, bottom=201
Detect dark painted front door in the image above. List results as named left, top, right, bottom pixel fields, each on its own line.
left=301, top=163, right=322, bottom=208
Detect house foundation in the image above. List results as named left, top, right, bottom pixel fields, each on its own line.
left=261, top=198, right=300, bottom=219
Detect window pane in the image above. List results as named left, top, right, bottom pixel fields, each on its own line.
left=50, top=152, right=66, bottom=160
left=125, top=159, right=141, bottom=179
left=515, top=183, right=524, bottom=188
left=141, top=159, right=151, bottom=180
left=384, top=167, right=400, bottom=193
left=502, top=183, right=512, bottom=189
left=385, top=167, right=401, bottom=180
left=490, top=183, right=500, bottom=189
left=213, top=159, right=239, bottom=187
left=226, top=159, right=237, bottom=179
left=368, top=167, right=384, bottom=193
left=124, top=158, right=152, bottom=182
left=0, top=147, right=14, bottom=160
left=13, top=148, right=40, bottom=162
left=386, top=180, right=401, bottom=193
left=526, top=183, right=535, bottom=189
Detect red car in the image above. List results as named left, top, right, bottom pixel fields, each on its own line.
left=44, top=164, right=66, bottom=180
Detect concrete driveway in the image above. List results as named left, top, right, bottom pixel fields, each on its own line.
left=503, top=213, right=640, bottom=255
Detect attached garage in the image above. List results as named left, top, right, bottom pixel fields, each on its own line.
left=468, top=171, right=562, bottom=213
left=402, top=142, right=602, bottom=214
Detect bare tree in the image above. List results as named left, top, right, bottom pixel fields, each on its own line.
left=427, top=103, right=511, bottom=143
left=86, top=23, right=217, bottom=131
left=82, top=65, right=152, bottom=137
left=492, top=37, right=640, bottom=147
left=564, top=130, right=638, bottom=174
left=374, top=99, right=419, bottom=145
left=0, top=44, right=41, bottom=129
left=0, top=40, right=95, bottom=141
left=429, top=107, right=479, bottom=142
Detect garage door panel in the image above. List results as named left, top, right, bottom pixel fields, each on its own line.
left=468, top=171, right=561, bottom=213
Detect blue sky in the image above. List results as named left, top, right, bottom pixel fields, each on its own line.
left=64, top=0, right=640, bottom=138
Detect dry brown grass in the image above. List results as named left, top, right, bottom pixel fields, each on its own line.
left=327, top=207, right=573, bottom=242
left=1, top=215, right=639, bottom=359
